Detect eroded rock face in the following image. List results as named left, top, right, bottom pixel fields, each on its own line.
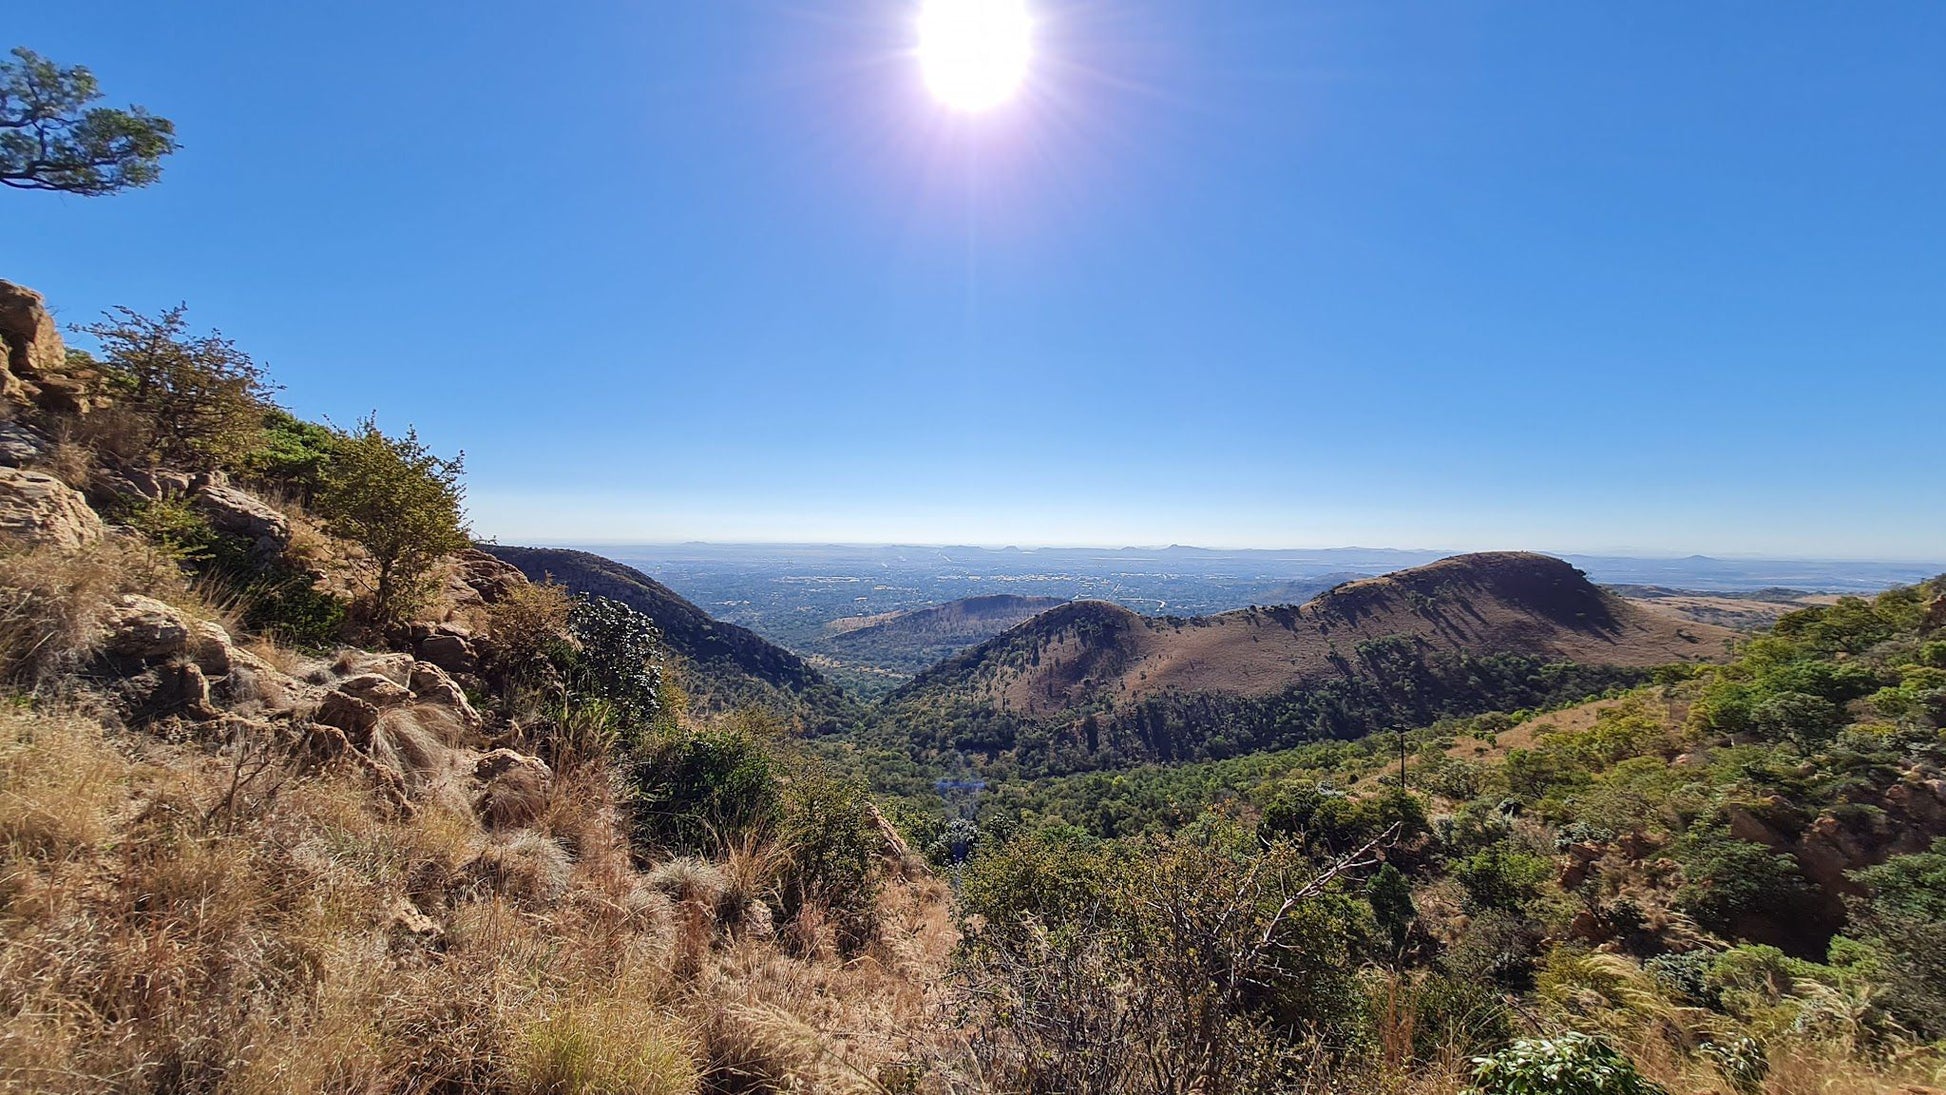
left=0, top=466, right=104, bottom=548
left=191, top=479, right=291, bottom=558
left=0, top=281, right=102, bottom=415
left=0, top=280, right=65, bottom=401
left=101, top=595, right=193, bottom=661
left=409, top=661, right=481, bottom=729
left=415, top=632, right=478, bottom=676
left=452, top=549, right=526, bottom=605
left=0, top=421, right=50, bottom=467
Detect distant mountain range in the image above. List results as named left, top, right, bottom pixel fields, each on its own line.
left=498, top=543, right=1920, bottom=780
left=872, top=552, right=1737, bottom=776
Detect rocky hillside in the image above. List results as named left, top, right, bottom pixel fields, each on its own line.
left=875, top=552, right=1736, bottom=776
left=484, top=545, right=861, bottom=732
left=0, top=277, right=949, bottom=1092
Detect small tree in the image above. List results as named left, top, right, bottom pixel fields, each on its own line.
left=315, top=416, right=469, bottom=628
left=566, top=595, right=664, bottom=729
left=1, top=47, right=178, bottom=195
left=78, top=305, right=276, bottom=469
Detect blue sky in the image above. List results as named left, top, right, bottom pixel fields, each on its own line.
left=13, top=2, right=1945, bottom=559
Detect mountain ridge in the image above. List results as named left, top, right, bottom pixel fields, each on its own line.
left=875, top=551, right=1736, bottom=775
left=483, top=545, right=860, bottom=731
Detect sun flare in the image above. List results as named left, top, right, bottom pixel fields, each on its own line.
left=917, top=0, right=1033, bottom=113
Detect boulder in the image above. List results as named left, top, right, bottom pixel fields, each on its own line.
left=1926, top=596, right=1946, bottom=634
left=0, top=282, right=102, bottom=415
left=315, top=690, right=382, bottom=740
left=409, top=661, right=481, bottom=729
left=191, top=619, right=235, bottom=676
left=101, top=595, right=193, bottom=661
left=338, top=651, right=416, bottom=688
left=451, top=548, right=526, bottom=605
left=0, top=421, right=49, bottom=467
left=151, top=662, right=218, bottom=721
left=223, top=648, right=303, bottom=714
left=333, top=672, right=415, bottom=709
left=0, top=281, right=65, bottom=399
left=0, top=466, right=104, bottom=548
left=190, top=480, right=290, bottom=557
left=475, top=748, right=553, bottom=829
left=416, top=632, right=478, bottom=675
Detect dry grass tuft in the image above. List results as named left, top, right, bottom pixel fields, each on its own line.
left=0, top=687, right=959, bottom=1095
left=0, top=535, right=185, bottom=683
left=512, top=995, right=698, bottom=1095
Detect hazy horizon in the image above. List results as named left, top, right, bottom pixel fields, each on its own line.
left=509, top=536, right=1938, bottom=564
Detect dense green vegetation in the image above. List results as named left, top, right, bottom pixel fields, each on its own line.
left=936, top=577, right=1946, bottom=1088
left=871, top=644, right=1644, bottom=781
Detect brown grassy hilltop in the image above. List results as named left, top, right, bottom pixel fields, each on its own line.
left=876, top=552, right=1738, bottom=773
left=932, top=552, right=1729, bottom=717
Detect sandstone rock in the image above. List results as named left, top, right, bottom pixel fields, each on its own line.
left=409, top=661, right=481, bottom=729
left=338, top=652, right=417, bottom=688
left=224, top=648, right=304, bottom=714
left=191, top=620, right=234, bottom=675
left=416, top=632, right=478, bottom=675
left=101, top=595, right=193, bottom=660
left=386, top=896, right=441, bottom=941
left=152, top=662, right=218, bottom=722
left=0, top=282, right=102, bottom=415
left=191, top=480, right=290, bottom=557
left=315, top=690, right=382, bottom=741
left=0, top=466, right=104, bottom=548
left=334, top=672, right=415, bottom=708
left=0, top=421, right=49, bottom=467
left=451, top=548, right=526, bottom=605
left=1926, top=596, right=1946, bottom=634
left=0, top=281, right=64, bottom=397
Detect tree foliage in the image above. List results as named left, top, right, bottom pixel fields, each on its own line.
left=79, top=305, right=277, bottom=470
left=314, top=415, right=469, bottom=628
left=565, top=595, right=663, bottom=730
left=1, top=47, right=177, bottom=195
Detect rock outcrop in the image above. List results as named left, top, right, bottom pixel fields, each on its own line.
left=0, top=280, right=101, bottom=415
left=101, top=595, right=195, bottom=661
left=0, top=421, right=50, bottom=467
left=190, top=476, right=292, bottom=558
left=0, top=467, right=105, bottom=548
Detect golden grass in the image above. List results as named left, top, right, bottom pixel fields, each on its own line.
left=0, top=696, right=962, bottom=1095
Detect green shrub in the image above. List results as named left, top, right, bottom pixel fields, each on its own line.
left=1463, top=1032, right=1664, bottom=1095
left=1452, top=844, right=1552, bottom=913
left=241, top=408, right=336, bottom=502
left=118, top=494, right=217, bottom=564
left=1671, top=827, right=1813, bottom=936
left=78, top=304, right=276, bottom=470
left=628, top=718, right=782, bottom=856
left=1845, top=840, right=1946, bottom=1038
left=313, top=415, right=469, bottom=628
left=774, top=760, right=881, bottom=952
left=564, top=595, right=663, bottom=730
left=1750, top=690, right=1842, bottom=746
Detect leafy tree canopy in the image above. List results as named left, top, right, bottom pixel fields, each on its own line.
left=1, top=47, right=177, bottom=195
left=314, top=415, right=469, bottom=629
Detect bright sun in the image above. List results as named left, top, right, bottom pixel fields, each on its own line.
left=917, top=0, right=1033, bottom=113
